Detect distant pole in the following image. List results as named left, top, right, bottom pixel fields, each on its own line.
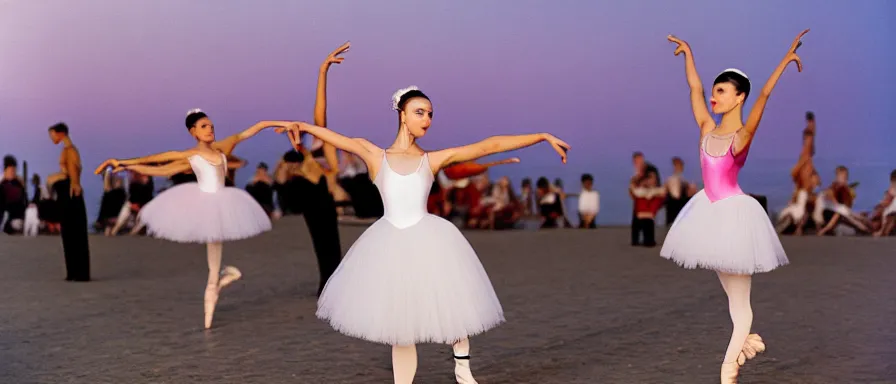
left=22, top=160, right=28, bottom=183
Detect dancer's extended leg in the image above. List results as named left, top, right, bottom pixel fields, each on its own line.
left=392, top=345, right=418, bottom=384
left=718, top=273, right=765, bottom=383
left=109, top=203, right=131, bottom=235
left=453, top=338, right=478, bottom=384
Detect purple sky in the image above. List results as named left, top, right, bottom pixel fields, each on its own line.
left=1, top=0, right=894, bottom=222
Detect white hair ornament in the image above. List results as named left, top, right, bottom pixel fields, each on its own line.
left=718, top=68, right=748, bottom=79
left=186, top=108, right=203, bottom=117
left=391, top=85, right=419, bottom=111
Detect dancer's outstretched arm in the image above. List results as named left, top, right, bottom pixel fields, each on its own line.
left=95, top=150, right=191, bottom=174
left=742, top=29, right=809, bottom=145
left=115, top=161, right=192, bottom=178
left=278, top=123, right=380, bottom=165
left=667, top=35, right=714, bottom=135
left=429, top=133, right=569, bottom=171
left=313, top=42, right=350, bottom=173
left=214, top=120, right=295, bottom=155
left=96, top=120, right=291, bottom=173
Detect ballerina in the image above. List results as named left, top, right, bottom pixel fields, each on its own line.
left=95, top=109, right=290, bottom=329
left=279, top=86, right=569, bottom=384
left=662, top=30, right=807, bottom=383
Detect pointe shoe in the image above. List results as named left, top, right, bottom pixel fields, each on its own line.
left=204, top=286, right=219, bottom=329
left=454, top=355, right=478, bottom=384
left=218, top=266, right=242, bottom=290
left=720, top=361, right=740, bottom=384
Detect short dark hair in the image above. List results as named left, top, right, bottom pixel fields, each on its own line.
left=3, top=155, right=17, bottom=169
left=632, top=151, right=644, bottom=159
left=806, top=111, right=815, bottom=121
left=835, top=165, right=848, bottom=173
left=672, top=157, right=683, bottom=165
left=521, top=178, right=532, bottom=187
left=257, top=162, right=269, bottom=170
left=48, top=122, right=69, bottom=134
left=581, top=173, right=593, bottom=182
left=890, top=169, right=896, bottom=182
left=536, top=176, right=550, bottom=189
left=283, top=150, right=304, bottom=164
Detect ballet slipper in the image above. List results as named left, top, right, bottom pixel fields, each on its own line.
left=204, top=285, right=219, bottom=329
left=453, top=355, right=478, bottom=384
left=218, top=266, right=242, bottom=290
left=720, top=361, right=740, bottom=384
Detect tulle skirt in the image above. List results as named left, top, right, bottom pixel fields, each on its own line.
left=316, top=214, right=505, bottom=345
left=138, top=183, right=271, bottom=243
left=661, top=190, right=788, bottom=275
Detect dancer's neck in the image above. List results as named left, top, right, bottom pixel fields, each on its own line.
left=717, top=108, right=744, bottom=133
left=390, top=129, right=417, bottom=153
left=196, top=141, right=215, bottom=151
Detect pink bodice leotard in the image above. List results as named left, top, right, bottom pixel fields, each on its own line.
left=700, top=132, right=750, bottom=203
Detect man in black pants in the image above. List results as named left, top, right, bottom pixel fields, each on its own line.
left=302, top=173, right=342, bottom=297
left=48, top=123, right=90, bottom=282
left=280, top=149, right=343, bottom=296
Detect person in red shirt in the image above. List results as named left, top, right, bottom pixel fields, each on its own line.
left=630, top=170, right=665, bottom=246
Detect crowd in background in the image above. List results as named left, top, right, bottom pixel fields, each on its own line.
left=3, top=112, right=896, bottom=239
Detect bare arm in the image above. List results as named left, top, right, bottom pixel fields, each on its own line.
left=226, top=156, right=247, bottom=170
left=122, top=161, right=192, bottom=178
left=742, top=29, right=809, bottom=145
left=95, top=150, right=193, bottom=175
left=668, top=35, right=714, bottom=133
left=281, top=123, right=379, bottom=165
left=430, top=134, right=569, bottom=170
left=64, top=148, right=83, bottom=192
left=214, top=120, right=295, bottom=155
left=103, top=169, right=112, bottom=191
left=314, top=42, right=350, bottom=173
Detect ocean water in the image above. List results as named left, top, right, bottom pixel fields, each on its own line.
left=68, top=157, right=893, bottom=228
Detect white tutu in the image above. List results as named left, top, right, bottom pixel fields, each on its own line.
left=316, top=214, right=505, bottom=345
left=138, top=183, right=272, bottom=243
left=661, top=190, right=788, bottom=274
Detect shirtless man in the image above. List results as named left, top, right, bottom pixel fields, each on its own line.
left=48, top=122, right=91, bottom=282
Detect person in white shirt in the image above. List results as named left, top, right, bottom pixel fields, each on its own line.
left=577, top=173, right=599, bottom=228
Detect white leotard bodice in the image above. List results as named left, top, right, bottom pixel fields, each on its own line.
left=188, top=153, right=227, bottom=193
left=373, top=153, right=433, bottom=229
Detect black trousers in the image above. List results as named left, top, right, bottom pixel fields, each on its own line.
left=631, top=217, right=656, bottom=247
left=56, top=181, right=91, bottom=281
left=301, top=177, right=343, bottom=296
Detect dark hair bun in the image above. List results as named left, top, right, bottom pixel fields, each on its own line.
left=185, top=108, right=208, bottom=129
left=712, top=68, right=751, bottom=99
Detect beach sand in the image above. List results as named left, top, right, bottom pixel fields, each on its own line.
left=0, top=217, right=894, bottom=383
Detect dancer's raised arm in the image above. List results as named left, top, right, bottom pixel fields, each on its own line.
left=278, top=122, right=380, bottom=165
left=668, top=35, right=714, bottom=134
left=214, top=120, right=295, bottom=155
left=313, top=42, right=350, bottom=173
left=743, top=29, right=809, bottom=143
left=430, top=133, right=569, bottom=170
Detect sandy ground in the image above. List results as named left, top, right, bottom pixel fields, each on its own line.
left=0, top=217, right=894, bottom=383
